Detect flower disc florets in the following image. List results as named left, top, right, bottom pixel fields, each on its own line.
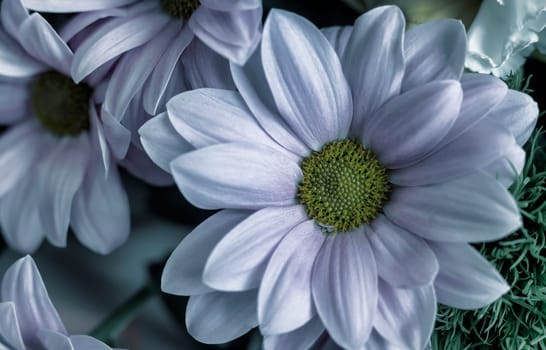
left=32, top=71, right=92, bottom=137
left=298, top=139, right=390, bottom=234
left=160, top=0, right=200, bottom=19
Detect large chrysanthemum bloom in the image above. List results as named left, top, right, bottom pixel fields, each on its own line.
left=0, top=256, right=115, bottom=350
left=21, top=0, right=260, bottom=185
left=0, top=0, right=130, bottom=254
left=141, top=6, right=538, bottom=350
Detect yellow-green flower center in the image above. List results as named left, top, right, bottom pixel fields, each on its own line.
left=298, top=139, right=390, bottom=234
left=32, top=71, right=92, bottom=137
left=160, top=0, right=200, bottom=19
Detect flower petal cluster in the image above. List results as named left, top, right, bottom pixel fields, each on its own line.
left=140, top=6, right=539, bottom=350
left=0, top=256, right=114, bottom=350
left=0, top=0, right=130, bottom=254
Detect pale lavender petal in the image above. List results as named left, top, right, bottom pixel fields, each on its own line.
left=0, top=302, right=25, bottom=350
left=484, top=141, right=525, bottom=188
left=72, top=10, right=169, bottom=82
left=189, top=7, right=261, bottom=65
left=374, top=280, right=436, bottom=350
left=200, top=0, right=261, bottom=10
left=170, top=142, right=302, bottom=210
left=37, top=134, right=90, bottom=247
left=362, top=330, right=406, bottom=350
left=0, top=79, right=31, bottom=124
left=368, top=215, right=438, bottom=288
left=204, top=205, right=308, bottom=291
left=321, top=26, right=352, bottom=57
left=429, top=242, right=510, bottom=309
left=100, top=108, right=131, bottom=160
left=161, top=210, right=250, bottom=296
left=312, top=232, right=377, bottom=349
left=119, top=144, right=174, bottom=186
left=1, top=0, right=29, bottom=42
left=262, top=9, right=352, bottom=150
left=23, top=0, right=138, bottom=12
left=385, top=171, right=521, bottom=243
left=90, top=104, right=111, bottom=175
left=37, top=330, right=72, bottom=350
left=71, top=153, right=130, bottom=255
left=230, top=48, right=309, bottom=158
left=263, top=317, right=324, bottom=350
left=342, top=6, right=405, bottom=133
left=1, top=256, right=66, bottom=348
left=0, top=29, right=46, bottom=78
left=390, top=120, right=514, bottom=186
left=167, top=89, right=290, bottom=157
left=186, top=290, right=258, bottom=344
left=142, top=27, right=193, bottom=115
left=69, top=335, right=111, bottom=350
left=401, top=19, right=466, bottom=91
left=486, top=89, right=539, bottom=146
left=139, top=112, right=193, bottom=173
left=364, top=80, right=462, bottom=168
left=181, top=38, right=236, bottom=90
left=259, top=220, right=324, bottom=335
left=59, top=8, right=126, bottom=42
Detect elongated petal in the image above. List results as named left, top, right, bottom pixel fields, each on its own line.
left=1, top=256, right=66, bottom=348
left=23, top=0, right=138, bottom=12
left=365, top=80, right=462, bottom=168
left=161, top=210, right=250, bottom=296
left=0, top=302, right=25, bottom=350
left=167, top=89, right=287, bottom=155
left=100, top=108, right=131, bottom=160
left=484, top=141, right=525, bottom=188
left=321, top=26, right=352, bottom=57
left=263, top=317, right=324, bottom=350
left=429, top=242, right=510, bottom=309
left=385, top=171, right=521, bottom=243
left=59, top=8, right=126, bottom=43
left=186, top=290, right=258, bottom=344
left=259, top=220, right=324, bottom=335
left=37, top=330, right=72, bottom=350
left=119, top=144, right=174, bottom=186
left=312, top=232, right=377, bottom=349
left=204, top=205, right=308, bottom=291
left=190, top=7, right=261, bottom=65
left=230, top=48, right=309, bottom=158
left=0, top=79, right=31, bottom=124
left=200, top=0, right=261, bottom=10
left=362, top=331, right=405, bottom=350
left=69, top=335, right=112, bottom=350
left=390, top=120, right=513, bottom=186
left=368, top=216, right=438, bottom=288
left=171, top=142, right=301, bottom=210
left=0, top=29, right=46, bottom=78
left=139, top=112, right=193, bottom=173
left=72, top=10, right=169, bottom=82
left=374, top=280, right=436, bottom=350
left=262, top=9, right=352, bottom=150
left=18, top=14, right=73, bottom=75
left=1, top=0, right=29, bottom=42
left=37, top=134, right=90, bottom=247
left=402, top=19, right=466, bottom=91
left=342, top=6, right=405, bottom=133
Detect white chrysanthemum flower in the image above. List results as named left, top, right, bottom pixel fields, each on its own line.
left=0, top=256, right=115, bottom=350
left=466, top=0, right=546, bottom=76
left=0, top=0, right=130, bottom=254
left=141, top=6, right=538, bottom=350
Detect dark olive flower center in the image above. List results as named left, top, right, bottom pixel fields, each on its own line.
left=298, top=139, right=390, bottom=234
left=32, top=71, right=92, bottom=137
left=160, top=0, right=200, bottom=19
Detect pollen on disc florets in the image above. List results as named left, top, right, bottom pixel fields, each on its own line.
left=298, top=139, right=390, bottom=234
left=160, top=0, right=200, bottom=19
left=32, top=71, right=92, bottom=137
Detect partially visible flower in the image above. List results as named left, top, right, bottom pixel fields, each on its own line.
left=0, top=256, right=114, bottom=350
left=21, top=0, right=260, bottom=185
left=142, top=6, right=538, bottom=350
left=466, top=0, right=546, bottom=76
left=0, top=0, right=129, bottom=254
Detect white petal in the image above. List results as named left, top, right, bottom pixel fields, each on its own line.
left=100, top=107, right=131, bottom=161
left=262, top=9, right=352, bottom=150
left=0, top=28, right=46, bottom=78
left=374, top=281, right=436, bottom=350
left=258, top=220, right=324, bottom=335
left=59, top=8, right=126, bottom=43
left=186, top=290, right=258, bottom=344
left=161, top=210, right=250, bottom=296
left=37, top=330, right=73, bottom=350
left=263, top=317, right=324, bottom=350
left=368, top=216, right=438, bottom=288
left=23, top=0, right=139, bottom=12
left=484, top=141, right=525, bottom=188
left=170, top=142, right=301, bottom=210
left=1, top=0, right=30, bottom=42
left=0, top=79, right=31, bottom=124
left=1, top=256, right=66, bottom=348
left=385, top=171, right=521, bottom=243
left=200, top=0, right=261, bottom=10
left=119, top=143, right=174, bottom=186
left=321, top=26, right=352, bottom=57
left=69, top=335, right=111, bottom=350
left=429, top=242, right=510, bottom=309
left=342, top=6, right=405, bottom=133
left=204, top=205, right=308, bottom=291
left=0, top=302, right=25, bottom=350
left=312, top=232, right=377, bottom=350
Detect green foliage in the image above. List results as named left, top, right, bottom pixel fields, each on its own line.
left=432, top=128, right=546, bottom=350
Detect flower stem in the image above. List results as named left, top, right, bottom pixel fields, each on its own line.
left=90, top=283, right=156, bottom=345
